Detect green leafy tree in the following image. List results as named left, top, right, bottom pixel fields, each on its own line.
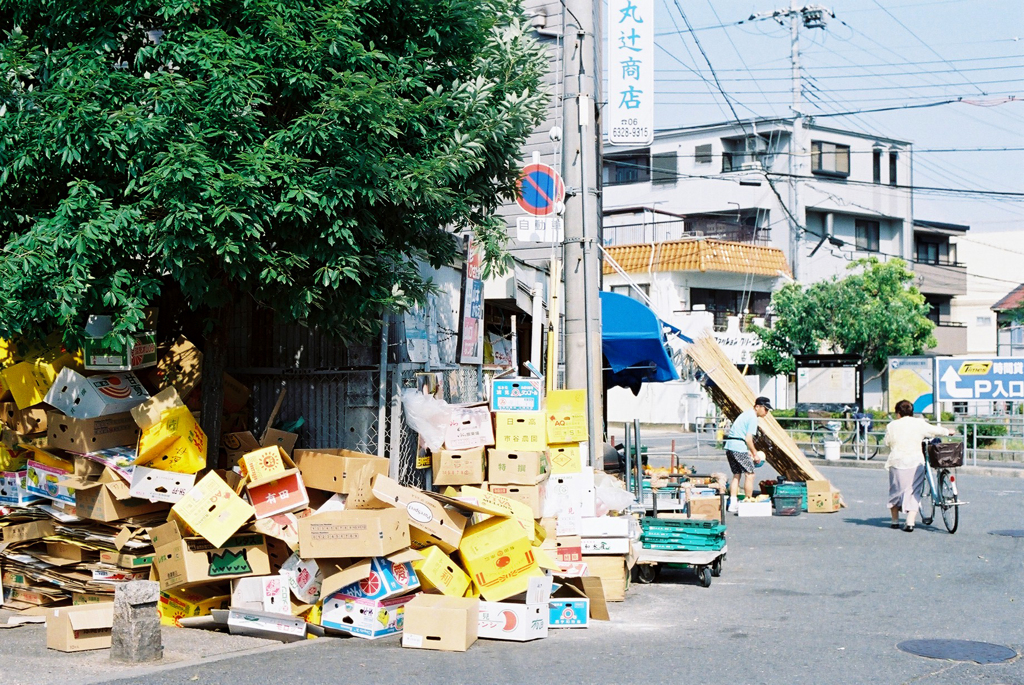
left=0, top=0, right=548, bottom=452
left=753, top=258, right=936, bottom=375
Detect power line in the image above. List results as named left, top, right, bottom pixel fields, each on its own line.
left=655, top=62, right=1024, bottom=81
left=654, top=54, right=1024, bottom=73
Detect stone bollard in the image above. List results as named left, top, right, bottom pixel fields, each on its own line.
left=110, top=580, right=163, bottom=663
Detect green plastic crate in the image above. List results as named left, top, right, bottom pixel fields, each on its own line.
left=640, top=517, right=721, bottom=531
left=641, top=539, right=726, bottom=552
left=772, top=483, right=808, bottom=511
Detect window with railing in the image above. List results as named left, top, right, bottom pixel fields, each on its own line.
left=914, top=237, right=959, bottom=265
left=603, top=150, right=650, bottom=186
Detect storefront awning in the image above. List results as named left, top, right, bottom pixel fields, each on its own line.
left=600, top=291, right=686, bottom=394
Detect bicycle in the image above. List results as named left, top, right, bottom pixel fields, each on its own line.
left=810, top=407, right=880, bottom=460
left=919, top=439, right=967, bottom=534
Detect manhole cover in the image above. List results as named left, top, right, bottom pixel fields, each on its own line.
left=989, top=530, right=1024, bottom=538
left=898, top=640, right=1017, bottom=664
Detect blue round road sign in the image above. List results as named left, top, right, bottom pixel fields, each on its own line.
left=517, top=163, right=565, bottom=217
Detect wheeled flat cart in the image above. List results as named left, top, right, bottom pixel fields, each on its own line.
left=634, top=545, right=727, bottom=588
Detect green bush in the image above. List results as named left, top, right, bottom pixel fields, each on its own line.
left=963, top=421, right=1009, bottom=448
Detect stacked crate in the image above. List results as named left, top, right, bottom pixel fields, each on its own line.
left=639, top=517, right=726, bottom=552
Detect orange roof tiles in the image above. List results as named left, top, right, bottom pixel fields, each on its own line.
left=602, top=238, right=792, bottom=278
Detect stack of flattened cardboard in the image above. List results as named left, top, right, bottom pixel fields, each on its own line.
left=685, top=335, right=840, bottom=505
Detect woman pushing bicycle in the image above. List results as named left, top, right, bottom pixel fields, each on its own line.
left=883, top=399, right=953, bottom=532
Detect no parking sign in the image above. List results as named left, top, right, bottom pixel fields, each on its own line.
left=516, top=163, right=565, bottom=217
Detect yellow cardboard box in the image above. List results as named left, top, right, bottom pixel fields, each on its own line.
left=2, top=352, right=77, bottom=409
left=137, top=405, right=207, bottom=474
left=458, top=517, right=544, bottom=602
left=413, top=545, right=471, bottom=598
left=494, top=412, right=546, bottom=451
left=239, top=445, right=294, bottom=485
left=545, top=389, right=588, bottom=443
left=171, top=472, right=254, bottom=547
left=546, top=443, right=582, bottom=474
left=159, top=586, right=230, bottom=627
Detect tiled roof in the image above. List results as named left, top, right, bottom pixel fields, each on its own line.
left=602, top=238, right=792, bottom=278
left=992, top=283, right=1024, bottom=312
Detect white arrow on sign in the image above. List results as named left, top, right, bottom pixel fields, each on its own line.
left=941, top=366, right=974, bottom=399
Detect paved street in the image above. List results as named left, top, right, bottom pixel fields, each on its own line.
left=3, top=455, right=1018, bottom=685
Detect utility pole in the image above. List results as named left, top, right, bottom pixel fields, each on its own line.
left=749, top=4, right=831, bottom=282
left=562, top=0, right=604, bottom=468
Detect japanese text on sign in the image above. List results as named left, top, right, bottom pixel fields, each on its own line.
left=607, top=0, right=653, bottom=145
left=936, top=357, right=1024, bottom=401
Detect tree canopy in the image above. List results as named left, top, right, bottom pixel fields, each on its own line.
left=752, top=258, right=936, bottom=375
left=0, top=0, right=549, bottom=349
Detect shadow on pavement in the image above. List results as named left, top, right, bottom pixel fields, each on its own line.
left=843, top=517, right=899, bottom=529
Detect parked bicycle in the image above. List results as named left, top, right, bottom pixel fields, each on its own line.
left=810, top=407, right=880, bottom=459
left=919, top=438, right=966, bottom=534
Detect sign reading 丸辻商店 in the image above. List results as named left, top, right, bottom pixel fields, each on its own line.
left=934, top=357, right=1024, bottom=402
left=607, top=0, right=654, bottom=146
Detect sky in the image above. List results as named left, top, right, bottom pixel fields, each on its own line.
left=627, top=0, right=1024, bottom=235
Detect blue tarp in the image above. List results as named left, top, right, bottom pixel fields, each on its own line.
left=600, top=291, right=688, bottom=394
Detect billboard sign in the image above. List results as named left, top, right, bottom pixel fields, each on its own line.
left=607, top=0, right=654, bottom=146
left=934, top=357, right=1024, bottom=402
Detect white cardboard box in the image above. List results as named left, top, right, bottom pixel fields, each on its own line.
left=737, top=500, right=773, bottom=517
left=579, top=516, right=630, bottom=538
left=129, top=466, right=195, bottom=503
left=230, top=576, right=291, bottom=615
left=222, top=607, right=306, bottom=642
left=580, top=537, right=629, bottom=555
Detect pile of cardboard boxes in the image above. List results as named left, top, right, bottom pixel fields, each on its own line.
left=0, top=337, right=638, bottom=653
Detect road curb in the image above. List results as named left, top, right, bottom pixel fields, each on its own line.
left=807, top=457, right=1024, bottom=478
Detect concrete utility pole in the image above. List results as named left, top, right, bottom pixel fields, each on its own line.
left=562, top=0, right=604, bottom=468
left=749, top=3, right=831, bottom=282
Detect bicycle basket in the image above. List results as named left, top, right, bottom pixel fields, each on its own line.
left=928, top=442, right=964, bottom=468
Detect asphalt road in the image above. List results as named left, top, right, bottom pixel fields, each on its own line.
left=71, top=456, right=1022, bottom=685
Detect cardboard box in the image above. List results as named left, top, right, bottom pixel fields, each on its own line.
left=224, top=607, right=306, bottom=642
left=579, top=516, right=631, bottom=538
left=555, top=536, right=583, bottom=564
left=1, top=403, right=48, bottom=436
left=297, top=508, right=410, bottom=559
left=151, top=522, right=270, bottom=591
left=279, top=554, right=323, bottom=604
left=83, top=330, right=157, bottom=372
left=494, top=412, right=546, bottom=451
left=294, top=448, right=389, bottom=494
left=332, top=554, right=421, bottom=601
left=445, top=485, right=536, bottom=539
left=47, top=604, right=114, bottom=652
left=3, top=519, right=56, bottom=543
left=547, top=443, right=583, bottom=474
left=549, top=584, right=589, bottom=628
left=477, top=576, right=551, bottom=642
left=25, top=453, right=75, bottom=505
left=321, top=591, right=416, bottom=639
left=2, top=352, right=77, bottom=409
left=0, top=470, right=43, bottom=507
left=0, top=439, right=26, bottom=472
left=46, top=412, right=140, bottom=454
left=487, top=450, right=546, bottom=485
left=73, top=592, right=114, bottom=606
left=230, top=575, right=291, bottom=614
left=458, top=517, right=545, bottom=602
left=687, top=495, right=723, bottom=521
left=222, top=431, right=262, bottom=468
left=488, top=482, right=546, bottom=519
left=806, top=480, right=841, bottom=513
left=171, top=472, right=255, bottom=547
left=401, top=594, right=479, bottom=652
left=370, top=474, right=466, bottom=553
left=65, top=472, right=168, bottom=522
left=240, top=446, right=294, bottom=485
left=413, top=546, right=471, bottom=598
left=432, top=447, right=486, bottom=486
left=99, top=550, right=153, bottom=570
left=247, top=470, right=309, bottom=519
left=490, top=377, right=543, bottom=412
left=44, top=368, right=149, bottom=419
left=136, top=405, right=207, bottom=474
left=261, top=429, right=298, bottom=456
left=545, top=389, right=588, bottom=443
left=129, top=466, right=195, bottom=503
left=737, top=499, right=773, bottom=517
left=159, top=586, right=230, bottom=627
left=581, top=538, right=630, bottom=555
left=582, top=555, right=628, bottom=602
left=542, top=470, right=596, bottom=519
left=444, top=405, right=494, bottom=450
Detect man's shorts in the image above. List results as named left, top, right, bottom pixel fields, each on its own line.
left=726, top=449, right=755, bottom=475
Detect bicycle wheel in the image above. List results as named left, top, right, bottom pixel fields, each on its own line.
left=919, top=472, right=935, bottom=526
left=811, top=432, right=827, bottom=457
left=940, top=470, right=959, bottom=534
left=861, top=431, right=881, bottom=460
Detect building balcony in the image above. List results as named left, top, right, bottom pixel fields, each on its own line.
left=930, top=321, right=968, bottom=356
left=912, top=259, right=967, bottom=297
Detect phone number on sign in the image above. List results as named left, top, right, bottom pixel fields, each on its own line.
left=611, top=126, right=650, bottom=139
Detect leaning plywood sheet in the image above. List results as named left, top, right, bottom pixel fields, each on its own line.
left=686, top=335, right=834, bottom=488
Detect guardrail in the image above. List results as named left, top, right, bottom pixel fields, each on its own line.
left=693, top=415, right=1024, bottom=467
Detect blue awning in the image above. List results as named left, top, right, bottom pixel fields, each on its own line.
left=600, top=291, right=687, bottom=394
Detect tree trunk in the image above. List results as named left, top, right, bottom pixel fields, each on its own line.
left=200, top=306, right=230, bottom=470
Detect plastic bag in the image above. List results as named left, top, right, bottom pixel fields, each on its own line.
left=400, top=388, right=452, bottom=452
left=595, top=485, right=636, bottom=515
